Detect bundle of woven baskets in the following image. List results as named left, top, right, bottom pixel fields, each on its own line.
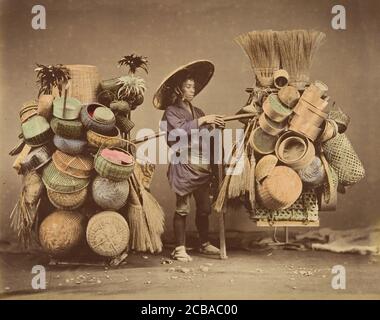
left=10, top=64, right=148, bottom=260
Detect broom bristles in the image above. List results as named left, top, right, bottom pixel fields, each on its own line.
left=235, top=30, right=280, bottom=69
left=277, top=30, right=326, bottom=86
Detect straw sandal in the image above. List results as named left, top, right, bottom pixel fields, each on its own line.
left=199, top=242, right=220, bottom=255
left=171, top=245, right=193, bottom=262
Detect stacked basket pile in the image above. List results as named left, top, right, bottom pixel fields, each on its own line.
left=216, top=30, right=365, bottom=224
left=10, top=63, right=163, bottom=260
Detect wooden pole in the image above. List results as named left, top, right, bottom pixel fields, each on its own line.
left=218, top=127, right=228, bottom=259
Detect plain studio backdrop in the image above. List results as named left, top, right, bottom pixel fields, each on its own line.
left=0, top=0, right=379, bottom=243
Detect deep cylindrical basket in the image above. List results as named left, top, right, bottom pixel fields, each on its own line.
left=53, top=134, right=87, bottom=155
left=52, top=150, right=93, bottom=178
left=50, top=117, right=84, bottom=139
left=86, top=211, right=130, bottom=257
left=94, top=147, right=135, bottom=182
left=92, top=175, right=130, bottom=210
left=273, top=69, right=289, bottom=89
left=42, top=161, right=90, bottom=193
left=289, top=114, right=322, bottom=141
left=322, top=133, right=365, bottom=186
left=39, top=210, right=86, bottom=256
left=258, top=113, right=286, bottom=136
left=47, top=187, right=88, bottom=210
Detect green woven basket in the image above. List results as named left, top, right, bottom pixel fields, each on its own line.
left=94, top=147, right=135, bottom=182
left=50, top=117, right=84, bottom=139
left=42, top=161, right=90, bottom=193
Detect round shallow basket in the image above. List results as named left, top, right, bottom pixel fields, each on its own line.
left=255, top=154, right=278, bottom=183
left=21, top=115, right=52, bottom=147
left=257, top=166, right=302, bottom=210
left=275, top=131, right=315, bottom=170
left=250, top=127, right=278, bottom=155
left=262, top=94, right=293, bottom=122
left=87, top=126, right=124, bottom=149
left=278, top=86, right=300, bottom=109
left=47, top=187, right=88, bottom=210
left=20, top=145, right=53, bottom=175
left=53, top=134, right=87, bottom=155
left=20, top=100, right=38, bottom=123
left=50, top=117, right=84, bottom=139
left=322, top=133, right=365, bottom=186
left=92, top=176, right=129, bottom=210
left=94, top=147, right=135, bottom=182
left=86, top=211, right=130, bottom=257
left=289, top=114, right=322, bottom=141
left=80, top=103, right=116, bottom=134
left=115, top=114, right=135, bottom=134
left=42, top=161, right=90, bottom=193
left=52, top=150, right=93, bottom=178
left=297, top=156, right=326, bottom=188
left=39, top=210, right=86, bottom=257
left=258, top=113, right=287, bottom=136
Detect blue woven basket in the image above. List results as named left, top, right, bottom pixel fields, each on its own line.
left=53, top=134, right=87, bottom=155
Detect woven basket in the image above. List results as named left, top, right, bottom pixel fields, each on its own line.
left=53, top=134, right=87, bottom=155
left=258, top=113, right=286, bottom=136
left=42, top=161, right=90, bottom=193
left=322, top=133, right=365, bottom=186
left=65, top=65, right=100, bottom=104
left=37, top=94, right=54, bottom=119
left=293, top=100, right=328, bottom=127
left=318, top=163, right=338, bottom=211
left=50, top=117, right=84, bottom=139
left=94, top=147, right=135, bottom=182
left=86, top=211, right=130, bottom=257
left=278, top=86, right=300, bottom=109
left=255, top=154, right=278, bottom=182
left=47, top=188, right=88, bottom=210
left=318, top=119, right=338, bottom=143
left=52, top=150, right=93, bottom=178
left=115, top=114, right=135, bottom=134
left=80, top=103, right=116, bottom=134
left=99, top=77, right=122, bottom=92
left=20, top=100, right=38, bottom=122
left=87, top=127, right=124, bottom=149
left=257, top=166, right=302, bottom=210
left=328, top=104, right=350, bottom=133
left=92, top=176, right=129, bottom=210
left=275, top=132, right=315, bottom=170
left=39, top=210, right=86, bottom=256
left=273, top=69, right=289, bottom=89
left=297, top=156, right=326, bottom=188
left=250, top=127, right=278, bottom=155
left=289, top=114, right=322, bottom=141
left=253, top=67, right=278, bottom=87
left=53, top=96, right=82, bottom=120
left=263, top=94, right=292, bottom=122
left=22, top=115, right=52, bottom=147
left=252, top=191, right=319, bottom=222
left=20, top=145, right=53, bottom=175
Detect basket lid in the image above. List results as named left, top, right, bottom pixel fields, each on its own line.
left=53, top=97, right=82, bottom=120
left=86, top=211, right=130, bottom=257
left=52, top=150, right=93, bottom=178
left=93, top=107, right=115, bottom=124
left=255, top=155, right=278, bottom=182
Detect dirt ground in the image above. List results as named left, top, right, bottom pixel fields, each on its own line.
left=0, top=242, right=379, bottom=300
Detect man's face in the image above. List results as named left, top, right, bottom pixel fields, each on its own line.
left=181, top=79, right=195, bottom=102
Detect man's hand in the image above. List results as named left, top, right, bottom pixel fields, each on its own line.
left=198, top=115, right=225, bottom=128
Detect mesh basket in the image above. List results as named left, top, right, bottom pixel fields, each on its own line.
left=252, top=191, right=319, bottom=223
left=86, top=211, right=130, bottom=257
left=322, top=133, right=365, bottom=186
left=92, top=176, right=129, bottom=210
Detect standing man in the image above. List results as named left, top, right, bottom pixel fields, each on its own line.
left=153, top=60, right=225, bottom=262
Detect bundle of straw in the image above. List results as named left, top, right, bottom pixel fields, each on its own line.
left=235, top=30, right=280, bottom=87
left=276, top=30, right=326, bottom=90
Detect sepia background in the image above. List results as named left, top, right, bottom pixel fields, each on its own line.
left=1, top=0, right=379, bottom=243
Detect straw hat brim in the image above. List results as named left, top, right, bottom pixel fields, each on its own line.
left=153, top=60, right=214, bottom=110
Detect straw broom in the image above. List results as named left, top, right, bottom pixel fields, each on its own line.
left=276, top=30, right=326, bottom=89
left=235, top=30, right=280, bottom=87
